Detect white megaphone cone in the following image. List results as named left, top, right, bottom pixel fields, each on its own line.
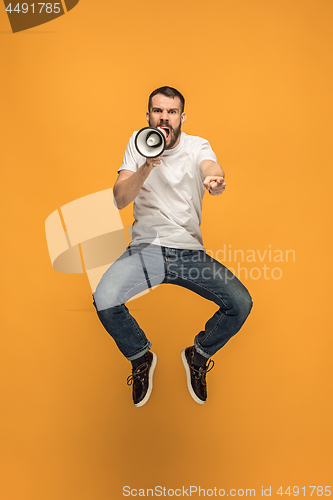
left=135, top=127, right=167, bottom=158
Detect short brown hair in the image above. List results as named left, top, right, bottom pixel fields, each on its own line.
left=148, top=86, right=185, bottom=113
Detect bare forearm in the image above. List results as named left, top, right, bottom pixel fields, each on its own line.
left=113, top=161, right=154, bottom=210
left=209, top=164, right=224, bottom=178
left=200, top=160, right=226, bottom=196
left=200, top=159, right=224, bottom=179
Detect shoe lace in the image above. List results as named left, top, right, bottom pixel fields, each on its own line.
left=126, top=362, right=149, bottom=386
left=191, top=359, right=215, bottom=385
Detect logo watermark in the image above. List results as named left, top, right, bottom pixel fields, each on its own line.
left=123, top=485, right=256, bottom=497
left=205, top=244, right=296, bottom=281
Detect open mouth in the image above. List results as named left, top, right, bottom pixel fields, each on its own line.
left=157, top=126, right=170, bottom=138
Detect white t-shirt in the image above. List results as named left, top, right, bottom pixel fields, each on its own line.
left=118, top=131, right=218, bottom=250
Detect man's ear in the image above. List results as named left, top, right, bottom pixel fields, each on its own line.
left=181, top=113, right=187, bottom=125
left=146, top=111, right=150, bottom=124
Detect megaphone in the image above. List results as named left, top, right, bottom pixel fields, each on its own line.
left=135, top=127, right=167, bottom=158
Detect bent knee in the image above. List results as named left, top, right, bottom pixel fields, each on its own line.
left=239, top=290, right=253, bottom=319
left=226, top=289, right=253, bottom=319
left=93, top=281, right=122, bottom=311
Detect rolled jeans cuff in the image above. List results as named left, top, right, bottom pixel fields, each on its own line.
left=126, top=342, right=152, bottom=361
left=194, top=341, right=211, bottom=359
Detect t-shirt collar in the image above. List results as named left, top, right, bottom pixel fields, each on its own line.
left=162, top=132, right=184, bottom=156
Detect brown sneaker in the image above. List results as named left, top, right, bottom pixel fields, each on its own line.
left=181, top=346, right=214, bottom=404
left=127, top=351, right=157, bottom=407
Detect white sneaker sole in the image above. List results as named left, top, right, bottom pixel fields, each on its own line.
left=181, top=349, right=205, bottom=405
left=134, top=352, right=157, bottom=408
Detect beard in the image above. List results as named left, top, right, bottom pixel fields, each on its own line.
left=165, top=123, right=182, bottom=149
left=148, top=119, right=182, bottom=150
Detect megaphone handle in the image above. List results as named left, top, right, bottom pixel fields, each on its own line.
left=146, top=155, right=162, bottom=168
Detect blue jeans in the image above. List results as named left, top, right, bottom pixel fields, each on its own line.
left=93, top=244, right=253, bottom=361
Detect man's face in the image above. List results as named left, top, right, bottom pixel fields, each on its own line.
left=147, top=94, right=186, bottom=150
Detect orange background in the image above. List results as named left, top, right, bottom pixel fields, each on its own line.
left=1, top=1, right=332, bottom=498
